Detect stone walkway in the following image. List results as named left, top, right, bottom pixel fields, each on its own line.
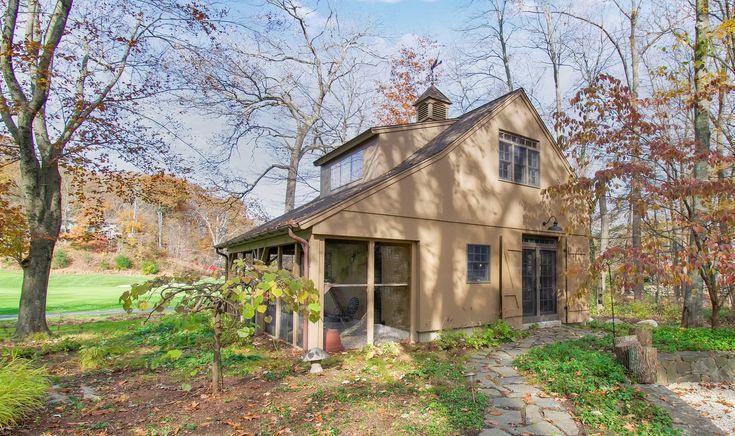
left=464, top=326, right=594, bottom=436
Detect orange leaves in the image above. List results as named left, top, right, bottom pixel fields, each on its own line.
left=375, top=37, right=440, bottom=125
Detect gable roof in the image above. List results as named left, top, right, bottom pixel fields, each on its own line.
left=217, top=89, right=528, bottom=249
left=414, top=85, right=452, bottom=105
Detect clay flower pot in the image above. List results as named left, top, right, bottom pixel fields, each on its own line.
left=325, top=328, right=344, bottom=353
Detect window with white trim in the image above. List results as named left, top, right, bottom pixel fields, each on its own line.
left=329, top=149, right=364, bottom=190
left=499, top=131, right=540, bottom=187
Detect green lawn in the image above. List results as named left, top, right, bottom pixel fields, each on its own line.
left=0, top=270, right=148, bottom=315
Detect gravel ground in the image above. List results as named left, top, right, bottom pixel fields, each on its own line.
left=669, top=382, right=735, bottom=434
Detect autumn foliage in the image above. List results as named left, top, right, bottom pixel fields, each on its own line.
left=552, top=74, right=735, bottom=326
left=376, top=38, right=441, bottom=125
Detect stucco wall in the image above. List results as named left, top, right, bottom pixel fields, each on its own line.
left=312, top=94, right=589, bottom=334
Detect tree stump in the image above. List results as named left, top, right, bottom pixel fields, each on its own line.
left=634, top=326, right=653, bottom=347
left=613, top=335, right=641, bottom=369
left=629, top=346, right=658, bottom=384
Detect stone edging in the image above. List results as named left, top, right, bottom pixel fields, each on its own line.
left=657, top=351, right=735, bottom=384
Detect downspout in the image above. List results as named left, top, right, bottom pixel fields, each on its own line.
left=215, top=247, right=229, bottom=280
left=287, top=220, right=310, bottom=350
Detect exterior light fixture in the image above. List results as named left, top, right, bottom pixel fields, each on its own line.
left=543, top=216, right=562, bottom=232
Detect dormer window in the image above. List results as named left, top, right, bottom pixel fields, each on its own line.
left=329, top=149, right=364, bottom=190
left=499, top=131, right=540, bottom=187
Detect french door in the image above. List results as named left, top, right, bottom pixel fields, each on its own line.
left=522, top=236, right=558, bottom=323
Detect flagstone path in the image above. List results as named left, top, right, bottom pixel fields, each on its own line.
left=464, top=326, right=594, bottom=436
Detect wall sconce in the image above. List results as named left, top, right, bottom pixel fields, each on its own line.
left=543, top=215, right=562, bottom=232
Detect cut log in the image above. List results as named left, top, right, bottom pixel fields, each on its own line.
left=629, top=346, right=658, bottom=384
left=633, top=326, right=653, bottom=347
left=613, top=335, right=640, bottom=369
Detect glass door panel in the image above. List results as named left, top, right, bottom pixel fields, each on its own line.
left=522, top=249, right=537, bottom=317
left=539, top=250, right=557, bottom=315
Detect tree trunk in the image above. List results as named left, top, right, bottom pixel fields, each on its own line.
left=683, top=0, right=712, bottom=328
left=628, top=3, right=644, bottom=301
left=599, top=190, right=610, bottom=304
left=633, top=326, right=652, bottom=347
left=157, top=208, right=164, bottom=249
left=212, top=309, right=223, bottom=394
left=15, top=145, right=63, bottom=338
left=284, top=132, right=306, bottom=213
left=613, top=335, right=641, bottom=369
left=629, top=346, right=658, bottom=384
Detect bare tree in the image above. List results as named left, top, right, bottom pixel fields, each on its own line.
left=177, top=0, right=372, bottom=213
left=461, top=0, right=519, bottom=92
left=522, top=2, right=575, bottom=144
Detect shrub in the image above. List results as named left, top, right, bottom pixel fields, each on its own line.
left=437, top=320, right=528, bottom=350
left=52, top=250, right=70, bottom=269
left=114, top=254, right=132, bottom=270
left=0, top=358, right=49, bottom=429
left=99, top=260, right=111, bottom=270
left=141, top=260, right=160, bottom=275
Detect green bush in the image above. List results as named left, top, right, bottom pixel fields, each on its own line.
left=52, top=250, right=70, bottom=269
left=437, top=320, right=528, bottom=350
left=0, top=357, right=50, bottom=429
left=141, top=260, right=160, bottom=275
left=99, top=260, right=111, bottom=270
left=114, top=254, right=132, bottom=270
left=516, top=337, right=675, bottom=434
left=586, top=320, right=735, bottom=352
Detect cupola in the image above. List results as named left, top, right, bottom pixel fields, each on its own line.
left=413, top=85, right=452, bottom=122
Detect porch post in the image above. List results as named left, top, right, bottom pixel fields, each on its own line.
left=307, top=236, right=323, bottom=350
left=277, top=246, right=283, bottom=270
left=367, top=240, right=375, bottom=345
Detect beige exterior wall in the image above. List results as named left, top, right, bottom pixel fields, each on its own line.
left=312, top=95, right=589, bottom=335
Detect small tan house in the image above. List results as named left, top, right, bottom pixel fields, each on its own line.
left=216, top=86, right=589, bottom=351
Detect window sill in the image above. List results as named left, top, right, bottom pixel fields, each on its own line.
left=499, top=178, right=540, bottom=189
left=467, top=281, right=491, bottom=285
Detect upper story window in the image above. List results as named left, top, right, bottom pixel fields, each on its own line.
left=499, top=131, right=540, bottom=187
left=329, top=149, right=364, bottom=190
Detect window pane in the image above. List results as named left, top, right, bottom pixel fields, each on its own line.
left=467, top=244, right=490, bottom=282
left=528, top=150, right=540, bottom=186
left=499, top=142, right=512, bottom=180
left=374, top=242, right=411, bottom=344
left=514, top=146, right=527, bottom=184
left=350, top=150, right=363, bottom=180
left=330, top=163, right=340, bottom=189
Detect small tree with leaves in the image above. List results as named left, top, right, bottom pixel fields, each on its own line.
left=120, top=259, right=321, bottom=394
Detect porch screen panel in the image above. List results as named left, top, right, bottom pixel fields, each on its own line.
left=374, top=243, right=410, bottom=344
left=264, top=301, right=276, bottom=336
left=324, top=240, right=368, bottom=349
left=539, top=250, right=557, bottom=315
left=522, top=249, right=536, bottom=317
left=279, top=303, right=293, bottom=343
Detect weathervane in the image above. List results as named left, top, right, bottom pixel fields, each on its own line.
left=429, top=56, right=442, bottom=85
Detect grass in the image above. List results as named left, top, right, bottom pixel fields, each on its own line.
left=0, top=270, right=147, bottom=315
left=585, top=319, right=735, bottom=352
left=0, top=357, right=50, bottom=429
left=515, top=336, right=678, bottom=435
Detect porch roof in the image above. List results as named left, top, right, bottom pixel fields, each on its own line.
left=216, top=88, right=524, bottom=250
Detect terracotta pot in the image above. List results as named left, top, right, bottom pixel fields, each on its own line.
left=325, top=328, right=344, bottom=353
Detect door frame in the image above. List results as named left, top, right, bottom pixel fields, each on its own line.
left=521, top=235, right=559, bottom=324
